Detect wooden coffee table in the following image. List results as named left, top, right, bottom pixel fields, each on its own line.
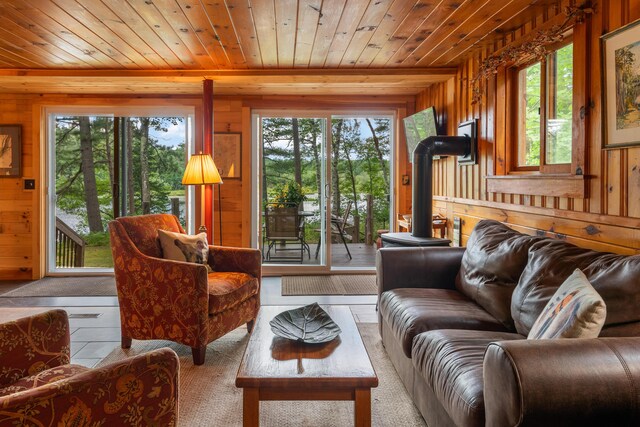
left=236, top=305, right=378, bottom=427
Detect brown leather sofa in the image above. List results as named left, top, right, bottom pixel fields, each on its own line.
left=377, top=220, right=640, bottom=427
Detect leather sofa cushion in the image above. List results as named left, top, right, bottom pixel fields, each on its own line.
left=412, top=330, right=523, bottom=427
left=208, top=272, right=259, bottom=315
left=456, top=220, right=541, bottom=331
left=512, top=239, right=640, bottom=335
left=379, top=288, right=508, bottom=358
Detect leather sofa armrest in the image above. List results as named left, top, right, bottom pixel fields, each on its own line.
left=376, top=247, right=465, bottom=296
left=484, top=338, right=640, bottom=427
left=0, top=348, right=180, bottom=426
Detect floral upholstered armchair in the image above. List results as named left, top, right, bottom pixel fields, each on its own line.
left=0, top=309, right=178, bottom=426
left=108, top=214, right=261, bottom=365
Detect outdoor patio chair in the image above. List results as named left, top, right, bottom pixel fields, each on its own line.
left=263, top=203, right=310, bottom=262
left=108, top=214, right=261, bottom=365
left=315, top=200, right=353, bottom=260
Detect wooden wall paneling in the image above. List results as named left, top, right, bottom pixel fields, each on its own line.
left=381, top=0, right=462, bottom=67
left=354, top=0, right=417, bottom=67
left=49, top=0, right=154, bottom=68
left=198, top=0, right=247, bottom=68
left=294, top=0, right=322, bottom=67
left=249, top=0, right=278, bottom=67
left=606, top=150, right=622, bottom=216
left=123, top=0, right=201, bottom=68
left=307, top=0, right=346, bottom=67
left=147, top=0, right=218, bottom=69
left=629, top=148, right=640, bottom=218
left=434, top=0, right=541, bottom=66
left=225, top=0, right=262, bottom=67
left=103, top=0, right=191, bottom=68
left=0, top=16, right=85, bottom=68
left=275, top=0, right=298, bottom=68
left=588, top=6, right=603, bottom=214
left=323, top=0, right=370, bottom=66
left=339, top=0, right=393, bottom=67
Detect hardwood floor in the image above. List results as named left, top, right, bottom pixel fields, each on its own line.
left=0, top=277, right=377, bottom=368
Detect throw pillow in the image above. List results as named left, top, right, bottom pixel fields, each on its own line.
left=157, top=229, right=210, bottom=270
left=527, top=269, right=606, bottom=339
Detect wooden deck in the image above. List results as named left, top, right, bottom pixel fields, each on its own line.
left=262, top=242, right=377, bottom=268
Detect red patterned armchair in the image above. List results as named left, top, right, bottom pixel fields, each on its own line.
left=109, top=214, right=261, bottom=365
left=0, top=309, right=178, bottom=426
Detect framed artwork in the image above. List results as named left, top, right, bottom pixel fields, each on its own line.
left=0, top=125, right=21, bottom=177
left=602, top=18, right=640, bottom=148
left=214, top=133, right=241, bottom=179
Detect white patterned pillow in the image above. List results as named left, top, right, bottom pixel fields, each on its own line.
left=158, top=229, right=209, bottom=269
left=528, top=269, right=606, bottom=339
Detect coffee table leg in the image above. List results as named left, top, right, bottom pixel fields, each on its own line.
left=354, top=388, right=371, bottom=427
left=243, top=387, right=260, bottom=427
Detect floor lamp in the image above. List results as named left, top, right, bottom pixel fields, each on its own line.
left=182, top=153, right=223, bottom=242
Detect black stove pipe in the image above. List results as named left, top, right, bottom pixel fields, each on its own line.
left=412, top=136, right=471, bottom=238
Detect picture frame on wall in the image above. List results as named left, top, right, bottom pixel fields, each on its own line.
left=0, top=125, right=21, bottom=177
left=214, top=133, right=242, bottom=179
left=601, top=18, right=640, bottom=148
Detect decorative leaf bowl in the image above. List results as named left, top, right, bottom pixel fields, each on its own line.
left=269, top=303, right=342, bottom=344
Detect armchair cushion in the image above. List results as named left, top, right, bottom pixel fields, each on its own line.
left=208, top=272, right=259, bottom=315
left=158, top=229, right=210, bottom=269
left=0, top=365, right=89, bottom=397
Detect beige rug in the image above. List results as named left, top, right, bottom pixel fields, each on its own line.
left=0, top=276, right=117, bottom=297
left=98, top=324, right=425, bottom=427
left=282, top=275, right=377, bottom=296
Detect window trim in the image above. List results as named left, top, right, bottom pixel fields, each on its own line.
left=488, top=22, right=587, bottom=199
left=510, top=38, right=573, bottom=174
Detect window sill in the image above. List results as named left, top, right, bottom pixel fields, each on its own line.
left=486, top=174, right=585, bottom=198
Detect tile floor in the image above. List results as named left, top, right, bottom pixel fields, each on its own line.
left=0, top=277, right=378, bottom=368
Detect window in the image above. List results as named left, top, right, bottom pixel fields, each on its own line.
left=514, top=42, right=573, bottom=173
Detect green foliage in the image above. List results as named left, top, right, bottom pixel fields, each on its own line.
left=522, top=43, right=574, bottom=166
left=55, top=116, right=186, bottom=267
left=261, top=117, right=391, bottom=243
left=272, top=182, right=306, bottom=207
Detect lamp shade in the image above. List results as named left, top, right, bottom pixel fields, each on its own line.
left=182, top=153, right=223, bottom=185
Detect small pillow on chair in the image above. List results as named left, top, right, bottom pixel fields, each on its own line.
left=528, top=269, right=606, bottom=339
left=158, top=229, right=210, bottom=270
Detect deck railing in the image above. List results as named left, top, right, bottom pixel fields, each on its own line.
left=55, top=217, right=86, bottom=268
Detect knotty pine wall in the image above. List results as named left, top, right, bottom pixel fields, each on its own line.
left=416, top=1, right=640, bottom=254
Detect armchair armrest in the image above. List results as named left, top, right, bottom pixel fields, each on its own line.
left=0, top=310, right=70, bottom=388
left=208, top=246, right=262, bottom=281
left=0, top=348, right=179, bottom=426
left=376, top=247, right=465, bottom=296
left=484, top=337, right=640, bottom=426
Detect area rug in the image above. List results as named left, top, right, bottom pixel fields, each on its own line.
left=281, top=275, right=377, bottom=296
left=98, top=323, right=425, bottom=427
left=0, top=276, right=117, bottom=297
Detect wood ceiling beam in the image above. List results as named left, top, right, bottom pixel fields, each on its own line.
left=0, top=67, right=457, bottom=78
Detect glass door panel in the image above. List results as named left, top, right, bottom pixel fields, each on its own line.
left=260, top=116, right=326, bottom=267
left=51, top=114, right=190, bottom=271
left=329, top=117, right=391, bottom=269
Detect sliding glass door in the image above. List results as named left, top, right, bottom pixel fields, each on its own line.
left=254, top=111, right=393, bottom=273
left=47, top=109, right=194, bottom=273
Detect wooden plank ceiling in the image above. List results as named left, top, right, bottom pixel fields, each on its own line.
left=0, top=0, right=556, bottom=95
